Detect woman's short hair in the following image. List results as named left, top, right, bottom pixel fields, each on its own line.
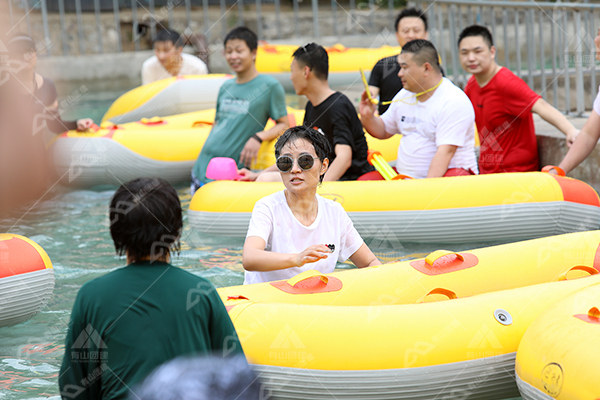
left=274, top=126, right=333, bottom=183
left=109, top=178, right=182, bottom=263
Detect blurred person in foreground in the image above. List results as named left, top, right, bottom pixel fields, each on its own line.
left=0, top=33, right=91, bottom=212
left=6, top=34, right=93, bottom=133
left=134, top=355, right=260, bottom=400
left=59, top=178, right=242, bottom=400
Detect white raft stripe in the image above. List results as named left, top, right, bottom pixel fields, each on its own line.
left=0, top=268, right=55, bottom=328
left=253, top=353, right=520, bottom=400
left=53, top=137, right=194, bottom=187
left=106, top=78, right=226, bottom=124
left=188, top=202, right=600, bottom=242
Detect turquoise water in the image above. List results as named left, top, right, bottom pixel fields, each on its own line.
left=0, top=88, right=521, bottom=399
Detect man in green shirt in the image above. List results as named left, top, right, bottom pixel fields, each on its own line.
left=59, top=178, right=242, bottom=400
left=191, top=26, right=289, bottom=192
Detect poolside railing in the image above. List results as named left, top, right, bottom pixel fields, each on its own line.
left=5, top=0, right=600, bottom=113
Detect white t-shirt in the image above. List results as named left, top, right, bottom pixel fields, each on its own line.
left=593, top=86, right=600, bottom=115
left=244, top=191, right=364, bottom=285
left=141, top=53, right=208, bottom=85
left=380, top=77, right=478, bottom=179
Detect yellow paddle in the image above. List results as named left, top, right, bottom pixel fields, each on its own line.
left=367, top=150, right=413, bottom=181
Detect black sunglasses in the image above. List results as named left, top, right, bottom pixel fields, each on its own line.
left=276, top=153, right=319, bottom=173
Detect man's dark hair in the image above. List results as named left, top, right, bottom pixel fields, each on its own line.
left=401, top=39, right=441, bottom=73
left=223, top=26, right=258, bottom=52
left=395, top=8, right=428, bottom=32
left=109, top=178, right=182, bottom=263
left=275, top=126, right=333, bottom=183
left=292, top=42, right=329, bottom=81
left=154, top=28, right=183, bottom=48
left=458, top=25, right=494, bottom=48
left=134, top=355, right=261, bottom=400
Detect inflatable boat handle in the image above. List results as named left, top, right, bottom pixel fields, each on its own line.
left=192, top=120, right=214, bottom=127
left=557, top=265, right=599, bottom=281
left=417, top=288, right=457, bottom=303
left=541, top=165, right=566, bottom=176
left=287, top=270, right=329, bottom=287
left=425, top=250, right=464, bottom=266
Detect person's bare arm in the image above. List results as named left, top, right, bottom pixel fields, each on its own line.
left=557, top=110, right=600, bottom=174
left=240, top=115, right=290, bottom=168
left=349, top=243, right=381, bottom=268
left=426, top=145, right=458, bottom=178
left=359, top=91, right=394, bottom=139
left=324, top=144, right=352, bottom=181
left=242, top=236, right=330, bottom=272
left=531, top=98, right=579, bottom=147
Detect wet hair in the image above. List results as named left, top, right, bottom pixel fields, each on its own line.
left=109, top=178, right=182, bottom=263
left=274, top=126, right=333, bottom=183
left=395, top=8, right=428, bottom=32
left=401, top=39, right=441, bottom=73
left=292, top=42, right=329, bottom=81
left=153, top=28, right=183, bottom=48
left=458, top=25, right=494, bottom=48
left=134, top=355, right=261, bottom=400
left=223, top=26, right=258, bottom=52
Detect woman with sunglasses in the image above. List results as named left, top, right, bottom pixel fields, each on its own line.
left=242, top=126, right=381, bottom=285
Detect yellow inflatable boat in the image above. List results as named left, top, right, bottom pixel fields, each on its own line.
left=188, top=172, right=600, bottom=243
left=515, top=283, right=600, bottom=400
left=256, top=43, right=401, bottom=91
left=102, top=44, right=401, bottom=123
left=218, top=231, right=600, bottom=400
left=102, top=74, right=231, bottom=124
left=51, top=108, right=399, bottom=188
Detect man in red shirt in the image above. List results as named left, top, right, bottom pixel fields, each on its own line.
left=458, top=25, right=578, bottom=174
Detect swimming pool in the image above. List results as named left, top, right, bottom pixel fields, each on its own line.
left=0, top=86, right=521, bottom=400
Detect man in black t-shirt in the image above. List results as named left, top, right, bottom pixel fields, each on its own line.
left=294, top=43, right=373, bottom=180
left=239, top=43, right=373, bottom=181
left=368, top=8, right=429, bottom=115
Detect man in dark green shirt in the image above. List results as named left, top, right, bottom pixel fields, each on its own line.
left=59, top=178, right=243, bottom=400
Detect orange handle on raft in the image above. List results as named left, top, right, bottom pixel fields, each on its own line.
left=541, top=165, right=566, bottom=176
left=557, top=265, right=599, bottom=281
left=417, top=288, right=458, bottom=303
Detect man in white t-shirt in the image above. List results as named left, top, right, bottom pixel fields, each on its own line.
left=141, top=29, right=208, bottom=85
left=360, top=39, right=478, bottom=179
